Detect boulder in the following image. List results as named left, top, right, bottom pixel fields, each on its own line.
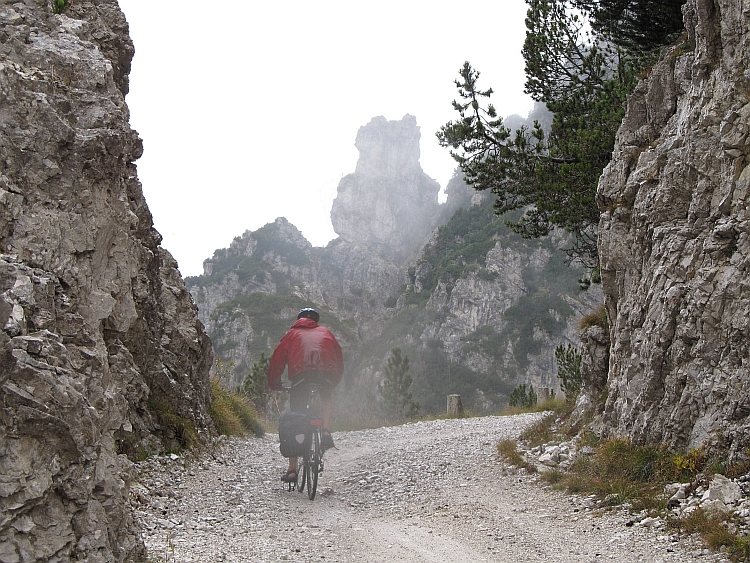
left=702, top=474, right=742, bottom=505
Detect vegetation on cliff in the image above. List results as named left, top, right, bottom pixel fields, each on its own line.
left=186, top=221, right=312, bottom=290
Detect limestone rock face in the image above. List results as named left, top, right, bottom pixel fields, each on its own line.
left=414, top=199, right=602, bottom=400
left=330, top=115, right=441, bottom=261
left=596, top=0, right=750, bottom=454
left=0, top=3, right=212, bottom=561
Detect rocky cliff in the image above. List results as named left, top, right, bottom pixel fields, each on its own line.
left=0, top=2, right=212, bottom=562
left=594, top=0, right=750, bottom=456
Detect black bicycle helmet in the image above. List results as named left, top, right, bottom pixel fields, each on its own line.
left=297, top=308, right=320, bottom=323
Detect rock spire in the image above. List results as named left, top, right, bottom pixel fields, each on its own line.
left=330, top=114, right=441, bottom=262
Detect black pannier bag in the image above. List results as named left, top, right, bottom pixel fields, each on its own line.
left=278, top=411, right=310, bottom=458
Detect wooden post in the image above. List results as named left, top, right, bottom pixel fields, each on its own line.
left=447, top=394, right=464, bottom=417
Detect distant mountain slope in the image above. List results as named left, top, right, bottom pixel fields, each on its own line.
left=351, top=190, right=602, bottom=413
left=188, top=194, right=601, bottom=416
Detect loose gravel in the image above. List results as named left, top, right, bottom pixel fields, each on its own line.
left=133, top=414, right=728, bottom=562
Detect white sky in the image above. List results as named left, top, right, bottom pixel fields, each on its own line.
left=118, top=0, right=535, bottom=276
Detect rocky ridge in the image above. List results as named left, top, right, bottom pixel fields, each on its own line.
left=0, top=2, right=212, bottom=562
left=591, top=0, right=750, bottom=454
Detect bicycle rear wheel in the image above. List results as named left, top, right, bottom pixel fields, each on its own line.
left=307, top=429, right=320, bottom=500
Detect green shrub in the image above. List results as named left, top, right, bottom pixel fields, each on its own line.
left=378, top=347, right=420, bottom=421
left=242, top=353, right=271, bottom=412
left=508, top=383, right=537, bottom=408
left=52, top=0, right=71, bottom=14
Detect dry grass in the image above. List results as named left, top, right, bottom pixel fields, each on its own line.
left=512, top=406, right=750, bottom=561
left=580, top=304, right=608, bottom=331
left=504, top=396, right=568, bottom=418
left=671, top=508, right=750, bottom=561
left=210, top=379, right=264, bottom=437
left=542, top=444, right=750, bottom=560
left=496, top=439, right=537, bottom=473
left=511, top=398, right=574, bottom=446
left=147, top=396, right=199, bottom=452
left=544, top=437, right=688, bottom=512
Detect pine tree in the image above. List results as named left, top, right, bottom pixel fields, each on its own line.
left=378, top=347, right=420, bottom=421
left=555, top=344, right=583, bottom=402
left=437, top=0, right=675, bottom=269
left=53, top=0, right=72, bottom=14
left=577, top=0, right=686, bottom=51
left=508, top=383, right=538, bottom=408
left=242, top=353, right=270, bottom=412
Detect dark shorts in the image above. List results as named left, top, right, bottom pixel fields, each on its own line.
left=290, top=371, right=334, bottom=413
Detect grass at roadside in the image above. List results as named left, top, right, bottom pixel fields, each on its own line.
left=495, top=402, right=750, bottom=562
left=502, top=396, right=569, bottom=417
left=674, top=508, right=750, bottom=559
left=497, top=439, right=538, bottom=473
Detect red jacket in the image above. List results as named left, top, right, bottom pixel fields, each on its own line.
left=267, top=318, right=344, bottom=391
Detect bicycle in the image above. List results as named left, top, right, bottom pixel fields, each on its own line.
left=281, top=381, right=326, bottom=500
left=296, top=383, right=325, bottom=500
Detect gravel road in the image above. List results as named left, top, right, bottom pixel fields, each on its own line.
left=133, top=414, right=727, bottom=563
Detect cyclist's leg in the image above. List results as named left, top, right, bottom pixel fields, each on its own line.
left=317, top=381, right=335, bottom=449
left=283, top=382, right=308, bottom=481
left=321, top=393, right=333, bottom=431
left=283, top=444, right=297, bottom=482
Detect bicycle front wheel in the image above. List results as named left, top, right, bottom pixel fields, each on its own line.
left=307, top=429, right=320, bottom=500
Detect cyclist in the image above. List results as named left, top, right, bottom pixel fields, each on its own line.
left=268, top=307, right=344, bottom=483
